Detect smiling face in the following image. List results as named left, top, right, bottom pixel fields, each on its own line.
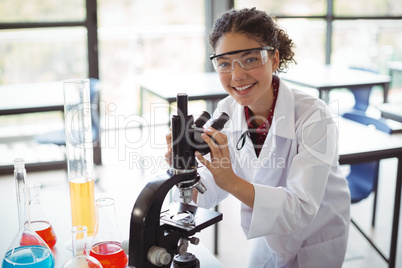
left=215, top=32, right=279, bottom=115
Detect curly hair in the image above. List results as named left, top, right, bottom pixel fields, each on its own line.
left=209, top=7, right=296, bottom=73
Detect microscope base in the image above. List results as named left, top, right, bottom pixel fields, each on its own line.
left=172, top=253, right=200, bottom=268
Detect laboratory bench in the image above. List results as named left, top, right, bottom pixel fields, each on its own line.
left=0, top=165, right=223, bottom=267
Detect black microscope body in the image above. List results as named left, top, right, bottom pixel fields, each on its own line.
left=128, top=94, right=229, bottom=267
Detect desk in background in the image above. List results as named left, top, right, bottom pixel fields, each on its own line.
left=379, top=103, right=402, bottom=123
left=139, top=72, right=228, bottom=118
left=282, top=65, right=391, bottom=103
left=339, top=118, right=402, bottom=268
left=388, top=61, right=402, bottom=77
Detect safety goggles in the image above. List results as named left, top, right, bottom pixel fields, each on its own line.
left=210, top=46, right=275, bottom=74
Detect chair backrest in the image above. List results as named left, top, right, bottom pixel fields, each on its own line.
left=349, top=67, right=378, bottom=112
left=342, top=111, right=392, bottom=134
left=348, top=161, right=379, bottom=203
left=351, top=86, right=372, bottom=112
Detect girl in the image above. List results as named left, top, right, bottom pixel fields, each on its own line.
left=166, top=8, right=350, bottom=268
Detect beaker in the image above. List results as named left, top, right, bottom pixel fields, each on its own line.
left=28, top=183, right=57, bottom=248
left=62, top=225, right=102, bottom=268
left=2, top=158, right=55, bottom=268
left=64, top=79, right=96, bottom=237
left=89, top=197, right=128, bottom=268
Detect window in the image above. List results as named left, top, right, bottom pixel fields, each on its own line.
left=97, top=0, right=205, bottom=116
left=332, top=20, right=402, bottom=73
left=0, top=28, right=88, bottom=84
left=0, top=0, right=86, bottom=23
left=236, top=0, right=326, bottom=16
left=335, top=0, right=402, bottom=16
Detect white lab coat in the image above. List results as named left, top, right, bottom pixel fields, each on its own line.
left=196, top=77, right=351, bottom=268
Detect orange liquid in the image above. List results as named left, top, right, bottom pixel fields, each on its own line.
left=31, top=221, right=57, bottom=248
left=89, top=241, right=128, bottom=268
left=20, top=232, right=43, bottom=246
left=69, top=177, right=96, bottom=235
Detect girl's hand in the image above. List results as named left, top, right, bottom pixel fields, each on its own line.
left=165, top=130, right=172, bottom=166
left=195, top=128, right=236, bottom=192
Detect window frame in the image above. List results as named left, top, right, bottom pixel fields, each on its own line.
left=269, top=0, right=402, bottom=64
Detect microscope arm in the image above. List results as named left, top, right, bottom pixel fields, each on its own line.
left=128, top=171, right=198, bottom=268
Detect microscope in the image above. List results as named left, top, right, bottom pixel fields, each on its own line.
left=128, top=93, right=229, bottom=267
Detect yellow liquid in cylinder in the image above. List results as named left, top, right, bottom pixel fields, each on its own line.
left=69, top=177, right=96, bottom=235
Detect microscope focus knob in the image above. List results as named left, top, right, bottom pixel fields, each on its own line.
left=190, top=237, right=200, bottom=245
left=147, top=246, right=172, bottom=266
left=194, top=181, right=207, bottom=194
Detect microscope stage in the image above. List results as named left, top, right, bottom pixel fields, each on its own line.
left=160, top=202, right=222, bottom=236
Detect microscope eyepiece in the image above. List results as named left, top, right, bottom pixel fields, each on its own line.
left=191, top=112, right=230, bottom=155
left=209, top=112, right=229, bottom=131
left=194, top=111, right=211, bottom=128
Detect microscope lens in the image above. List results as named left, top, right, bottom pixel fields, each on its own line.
left=210, top=112, right=229, bottom=131
left=194, top=111, right=211, bottom=127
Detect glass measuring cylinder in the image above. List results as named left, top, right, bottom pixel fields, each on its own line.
left=64, top=79, right=96, bottom=236
left=2, top=158, right=55, bottom=268
left=27, top=183, right=57, bottom=248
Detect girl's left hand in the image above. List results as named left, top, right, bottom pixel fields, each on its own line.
left=195, top=127, right=236, bottom=192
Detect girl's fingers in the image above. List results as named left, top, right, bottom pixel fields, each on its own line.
left=165, top=147, right=172, bottom=165
left=204, top=128, right=226, bottom=145
left=165, top=132, right=172, bottom=148
left=165, top=130, right=173, bottom=165
left=203, top=128, right=228, bottom=155
left=201, top=133, right=221, bottom=157
left=195, top=151, right=210, bottom=169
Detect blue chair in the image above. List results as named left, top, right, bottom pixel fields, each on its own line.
left=342, top=111, right=392, bottom=229
left=348, top=67, right=378, bottom=112
left=35, top=78, right=100, bottom=158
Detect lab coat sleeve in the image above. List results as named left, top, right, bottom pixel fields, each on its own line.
left=247, top=105, right=340, bottom=239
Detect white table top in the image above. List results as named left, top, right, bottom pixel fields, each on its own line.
left=388, top=61, right=402, bottom=72
left=338, top=117, right=402, bottom=163
left=0, top=81, right=64, bottom=115
left=281, top=64, right=391, bottom=90
left=140, top=72, right=227, bottom=101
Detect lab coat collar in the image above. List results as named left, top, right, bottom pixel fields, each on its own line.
left=271, top=77, right=296, bottom=140
left=232, top=77, right=296, bottom=141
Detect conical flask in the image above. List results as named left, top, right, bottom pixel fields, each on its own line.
left=27, top=183, right=57, bottom=248
left=64, top=79, right=96, bottom=237
left=89, top=197, right=128, bottom=268
left=62, top=225, right=102, bottom=268
left=2, top=158, right=55, bottom=268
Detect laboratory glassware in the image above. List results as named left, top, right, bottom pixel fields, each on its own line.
left=89, top=197, right=128, bottom=268
left=62, top=225, right=102, bottom=268
left=64, top=79, right=96, bottom=237
left=27, top=183, right=57, bottom=248
left=2, top=158, right=55, bottom=268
